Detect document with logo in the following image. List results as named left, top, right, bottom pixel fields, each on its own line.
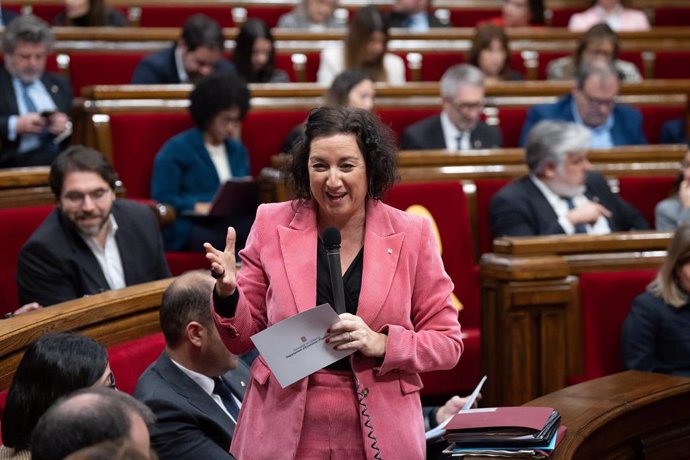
left=250, top=304, right=354, bottom=388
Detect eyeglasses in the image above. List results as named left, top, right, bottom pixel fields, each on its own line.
left=447, top=98, right=485, bottom=112
left=580, top=91, right=616, bottom=109
left=61, top=188, right=111, bottom=205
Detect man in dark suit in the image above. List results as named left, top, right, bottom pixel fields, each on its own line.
left=134, top=271, right=248, bottom=460
left=402, top=64, right=502, bottom=151
left=16, top=145, right=171, bottom=307
left=0, top=14, right=73, bottom=168
left=491, top=120, right=649, bottom=237
left=131, top=14, right=235, bottom=85
left=660, top=118, right=688, bottom=145
left=519, top=60, right=647, bottom=147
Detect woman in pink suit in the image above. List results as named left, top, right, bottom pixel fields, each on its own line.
left=205, top=106, right=464, bottom=459
left=568, top=0, right=650, bottom=32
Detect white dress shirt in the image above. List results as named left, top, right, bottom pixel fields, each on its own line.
left=81, top=214, right=126, bottom=290
left=205, top=141, right=232, bottom=183
left=530, top=175, right=611, bottom=235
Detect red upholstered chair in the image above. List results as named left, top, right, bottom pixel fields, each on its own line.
left=383, top=182, right=480, bottom=396
left=653, top=51, right=690, bottom=79
left=639, top=105, right=685, bottom=144
left=165, top=251, right=210, bottom=276
left=242, top=109, right=311, bottom=162
left=618, top=176, right=675, bottom=229
left=0, top=388, right=7, bottom=422
left=109, top=112, right=192, bottom=199
left=139, top=6, right=234, bottom=27
left=107, top=333, right=166, bottom=395
left=653, top=7, right=690, bottom=26
left=450, top=8, right=500, bottom=27
left=495, top=107, right=529, bottom=148
left=24, top=4, right=62, bottom=22
left=533, top=51, right=571, bottom=80
left=572, top=269, right=657, bottom=383
left=376, top=107, right=438, bottom=145
left=274, top=51, right=321, bottom=83
left=67, top=52, right=146, bottom=96
left=547, top=7, right=580, bottom=26
left=0, top=205, right=54, bottom=316
left=474, top=178, right=511, bottom=255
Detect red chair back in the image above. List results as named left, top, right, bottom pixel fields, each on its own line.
left=577, top=270, right=656, bottom=381
left=474, top=178, right=511, bottom=255
left=107, top=333, right=166, bottom=395
left=618, top=176, right=675, bottom=228
left=383, top=181, right=480, bottom=395
left=0, top=205, right=54, bottom=315
left=109, top=112, right=192, bottom=199
left=68, top=52, right=145, bottom=95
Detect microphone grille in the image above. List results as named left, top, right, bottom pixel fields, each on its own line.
left=322, top=227, right=341, bottom=250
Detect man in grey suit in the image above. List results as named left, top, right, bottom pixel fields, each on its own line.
left=402, top=64, right=502, bottom=151
left=134, top=271, right=249, bottom=460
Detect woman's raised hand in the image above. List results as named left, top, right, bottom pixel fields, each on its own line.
left=204, top=227, right=238, bottom=297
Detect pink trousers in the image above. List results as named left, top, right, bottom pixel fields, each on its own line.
left=295, top=369, right=369, bottom=459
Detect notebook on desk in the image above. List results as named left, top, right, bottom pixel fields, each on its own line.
left=183, top=178, right=259, bottom=218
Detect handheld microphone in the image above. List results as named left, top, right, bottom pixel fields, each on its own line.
left=322, top=227, right=347, bottom=315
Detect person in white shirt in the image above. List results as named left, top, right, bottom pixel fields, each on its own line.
left=401, top=64, right=503, bottom=151
left=317, top=5, right=405, bottom=86
left=490, top=120, right=649, bottom=237
left=568, top=0, right=650, bottom=32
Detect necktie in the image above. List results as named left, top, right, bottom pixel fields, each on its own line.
left=213, top=377, right=240, bottom=421
left=456, top=132, right=468, bottom=151
left=562, top=197, right=588, bottom=234
left=20, top=82, right=38, bottom=113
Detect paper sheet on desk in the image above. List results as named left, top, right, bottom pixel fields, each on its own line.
left=425, top=375, right=487, bottom=441
left=250, top=304, right=354, bottom=388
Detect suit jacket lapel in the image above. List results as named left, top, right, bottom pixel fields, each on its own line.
left=223, top=360, right=250, bottom=399
left=525, top=178, right=562, bottom=229
left=0, top=69, right=19, bottom=115
left=112, top=203, right=140, bottom=286
left=358, top=201, right=404, bottom=327
left=278, top=203, right=317, bottom=312
left=157, top=353, right=235, bottom=434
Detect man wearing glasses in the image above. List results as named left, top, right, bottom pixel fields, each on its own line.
left=401, top=63, right=503, bottom=151
left=17, top=145, right=171, bottom=307
left=519, top=59, right=646, bottom=147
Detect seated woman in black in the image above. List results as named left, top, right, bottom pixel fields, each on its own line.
left=622, top=224, right=690, bottom=376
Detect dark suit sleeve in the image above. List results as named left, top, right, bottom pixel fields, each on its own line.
left=131, top=57, right=163, bottom=84
left=140, top=203, right=172, bottom=279
left=614, top=197, right=650, bottom=230
left=401, top=128, right=421, bottom=150
left=145, top=398, right=235, bottom=460
left=589, top=173, right=650, bottom=230
left=17, top=240, right=80, bottom=306
left=489, top=188, right=564, bottom=237
left=660, top=119, right=686, bottom=145
left=621, top=294, right=659, bottom=372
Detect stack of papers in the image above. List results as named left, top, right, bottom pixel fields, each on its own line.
left=442, top=407, right=566, bottom=458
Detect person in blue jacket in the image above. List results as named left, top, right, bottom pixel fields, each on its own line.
left=151, top=72, right=252, bottom=252
left=519, top=59, right=647, bottom=148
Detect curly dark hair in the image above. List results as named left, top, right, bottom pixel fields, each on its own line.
left=288, top=106, right=398, bottom=201
left=49, top=145, right=119, bottom=198
left=188, top=72, right=250, bottom=129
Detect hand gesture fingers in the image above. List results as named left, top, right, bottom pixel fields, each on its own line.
left=204, top=227, right=237, bottom=297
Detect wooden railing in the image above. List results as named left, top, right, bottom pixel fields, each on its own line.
left=523, top=371, right=690, bottom=459
left=0, top=279, right=172, bottom=391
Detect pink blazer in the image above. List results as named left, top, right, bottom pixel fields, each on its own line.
left=568, top=6, right=651, bottom=32
left=213, top=199, right=464, bottom=459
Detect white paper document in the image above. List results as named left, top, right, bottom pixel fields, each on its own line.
left=250, top=303, right=354, bottom=388
left=425, top=375, right=488, bottom=441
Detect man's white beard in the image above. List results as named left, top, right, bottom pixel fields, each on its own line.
left=545, top=179, right=586, bottom=198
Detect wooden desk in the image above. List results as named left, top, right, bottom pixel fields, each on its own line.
left=525, top=371, right=690, bottom=459
left=480, top=233, right=672, bottom=407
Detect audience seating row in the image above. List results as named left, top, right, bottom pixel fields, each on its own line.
left=6, top=0, right=690, bottom=28
left=76, top=81, right=689, bottom=204
left=18, top=26, right=690, bottom=92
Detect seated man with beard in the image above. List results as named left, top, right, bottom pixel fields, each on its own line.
left=16, top=145, right=170, bottom=307
left=131, top=14, right=235, bottom=85
left=490, top=120, right=648, bottom=237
